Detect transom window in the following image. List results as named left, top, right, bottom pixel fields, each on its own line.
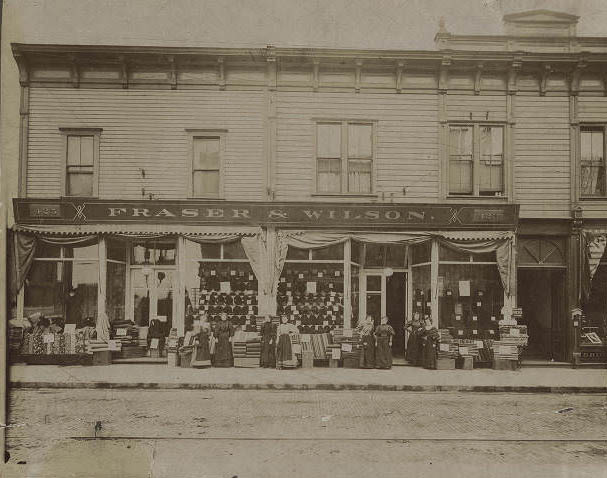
left=316, top=122, right=373, bottom=194
left=448, top=124, right=504, bottom=197
left=580, top=126, right=606, bottom=198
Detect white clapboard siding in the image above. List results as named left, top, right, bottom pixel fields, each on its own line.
left=446, top=94, right=507, bottom=122
left=27, top=88, right=265, bottom=200
left=514, top=96, right=571, bottom=218
left=577, top=97, right=607, bottom=218
left=274, top=91, right=439, bottom=201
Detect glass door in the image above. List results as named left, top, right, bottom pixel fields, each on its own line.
left=362, top=273, right=385, bottom=328
left=131, top=267, right=175, bottom=330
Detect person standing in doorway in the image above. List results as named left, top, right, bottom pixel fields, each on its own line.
left=356, top=314, right=376, bottom=369
left=375, top=316, right=395, bottom=369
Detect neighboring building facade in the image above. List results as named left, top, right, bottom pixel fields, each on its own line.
left=8, top=10, right=607, bottom=365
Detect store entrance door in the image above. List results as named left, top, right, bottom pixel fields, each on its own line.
left=131, top=267, right=176, bottom=330
left=361, top=271, right=407, bottom=356
left=517, top=268, right=566, bottom=361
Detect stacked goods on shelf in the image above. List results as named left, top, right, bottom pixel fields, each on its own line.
left=332, top=328, right=362, bottom=367
left=8, top=327, right=24, bottom=355
left=277, top=263, right=344, bottom=333
left=111, top=320, right=146, bottom=359
left=499, top=325, right=529, bottom=347
left=20, top=328, right=91, bottom=356
left=490, top=341, right=519, bottom=360
left=477, top=339, right=494, bottom=362
left=413, top=288, right=432, bottom=321
left=307, top=333, right=331, bottom=360
left=439, top=288, right=502, bottom=340
left=87, top=339, right=113, bottom=354
left=437, top=329, right=458, bottom=359
left=192, top=262, right=259, bottom=330
left=233, top=330, right=262, bottom=367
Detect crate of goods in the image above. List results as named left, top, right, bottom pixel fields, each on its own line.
left=167, top=351, right=179, bottom=367
left=179, top=347, right=193, bottom=368
left=435, top=358, right=456, bottom=370
left=301, top=350, right=314, bottom=368
left=493, top=357, right=519, bottom=371
left=92, top=350, right=112, bottom=366
left=456, top=355, right=474, bottom=370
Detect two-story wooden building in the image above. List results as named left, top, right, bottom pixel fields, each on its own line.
left=8, top=10, right=607, bottom=365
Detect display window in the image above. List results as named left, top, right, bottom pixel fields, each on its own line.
left=438, top=244, right=503, bottom=340
left=582, top=255, right=607, bottom=345
left=106, top=239, right=127, bottom=323
left=411, top=241, right=432, bottom=321
left=185, top=239, right=258, bottom=332
left=278, top=244, right=345, bottom=333
left=24, top=242, right=99, bottom=327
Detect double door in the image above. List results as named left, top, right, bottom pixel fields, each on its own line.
left=361, top=271, right=407, bottom=356
left=131, top=267, right=176, bottom=330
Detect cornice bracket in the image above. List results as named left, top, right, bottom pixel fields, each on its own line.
left=396, top=60, right=405, bottom=93
left=312, top=58, right=320, bottom=92
left=355, top=59, right=363, bottom=93
left=119, top=56, right=129, bottom=89
left=474, top=63, right=484, bottom=95
left=438, top=55, right=452, bottom=94
left=540, top=64, right=551, bottom=96
left=14, top=53, right=29, bottom=86
left=217, top=57, right=226, bottom=91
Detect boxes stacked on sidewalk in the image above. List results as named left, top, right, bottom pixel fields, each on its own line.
left=233, top=330, right=261, bottom=367
left=332, top=328, right=362, bottom=368
left=111, top=321, right=146, bottom=359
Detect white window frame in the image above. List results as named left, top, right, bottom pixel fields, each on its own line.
left=59, top=128, right=102, bottom=198
left=314, top=120, right=376, bottom=196
left=446, top=122, right=506, bottom=198
left=187, top=129, right=227, bottom=199
left=579, top=124, right=607, bottom=199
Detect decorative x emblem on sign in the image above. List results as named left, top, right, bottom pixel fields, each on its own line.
left=448, top=207, right=463, bottom=224
left=72, top=203, right=87, bottom=222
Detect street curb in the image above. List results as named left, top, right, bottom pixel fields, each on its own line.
left=10, top=381, right=607, bottom=393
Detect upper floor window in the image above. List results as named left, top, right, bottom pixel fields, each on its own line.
left=61, top=128, right=101, bottom=197
left=191, top=136, right=222, bottom=197
left=316, top=122, right=373, bottom=194
left=580, top=126, right=606, bottom=198
left=448, top=124, right=504, bottom=197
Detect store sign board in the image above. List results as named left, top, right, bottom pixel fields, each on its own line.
left=15, top=199, right=519, bottom=229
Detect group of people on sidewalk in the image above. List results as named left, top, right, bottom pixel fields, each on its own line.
left=186, top=311, right=438, bottom=370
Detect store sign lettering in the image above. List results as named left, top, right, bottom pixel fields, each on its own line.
left=14, top=199, right=518, bottom=229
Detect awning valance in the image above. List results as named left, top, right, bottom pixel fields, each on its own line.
left=13, top=224, right=260, bottom=237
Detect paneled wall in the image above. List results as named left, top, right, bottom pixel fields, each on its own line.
left=273, top=91, right=439, bottom=202
left=27, top=88, right=266, bottom=200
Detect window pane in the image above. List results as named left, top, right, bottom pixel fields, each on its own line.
left=411, top=242, right=431, bottom=265
left=193, top=170, right=220, bottom=195
left=200, top=243, right=221, bottom=259
left=132, top=242, right=153, bottom=265
left=223, top=241, right=247, bottom=259
left=449, top=127, right=473, bottom=195
left=348, top=159, right=372, bottom=193
left=581, top=129, right=605, bottom=196
left=35, top=243, right=61, bottom=259
left=449, top=160, right=473, bottom=194
left=317, top=158, right=341, bottom=193
left=365, top=244, right=384, bottom=267
left=107, top=261, right=126, bottom=322
left=193, top=138, right=220, bottom=170
left=67, top=172, right=93, bottom=196
left=67, top=136, right=81, bottom=166
left=317, top=123, right=341, bottom=157
left=107, top=240, right=127, bottom=262
left=286, top=246, right=309, bottom=261
left=348, top=124, right=372, bottom=157
left=70, top=244, right=99, bottom=260
left=312, top=244, right=344, bottom=260
left=367, top=275, right=382, bottom=292
left=439, top=244, right=470, bottom=262
left=449, top=127, right=473, bottom=158
left=80, top=136, right=95, bottom=166
left=154, top=241, right=176, bottom=265
left=24, top=261, right=63, bottom=316
left=480, top=127, right=503, bottom=194
left=385, top=245, right=406, bottom=267
left=65, top=261, right=99, bottom=323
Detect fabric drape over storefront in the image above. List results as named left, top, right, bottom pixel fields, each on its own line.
left=7, top=230, right=37, bottom=305
left=279, top=230, right=516, bottom=298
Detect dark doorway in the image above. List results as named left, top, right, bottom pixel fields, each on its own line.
left=386, top=272, right=406, bottom=357
left=517, top=269, right=566, bottom=361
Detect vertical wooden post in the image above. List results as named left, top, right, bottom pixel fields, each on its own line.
left=97, top=237, right=107, bottom=322
left=405, top=246, right=413, bottom=348
left=431, top=239, right=439, bottom=328
left=176, top=236, right=187, bottom=336
left=344, top=239, right=352, bottom=328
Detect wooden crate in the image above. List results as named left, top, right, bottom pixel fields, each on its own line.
left=329, top=358, right=340, bottom=368
left=167, top=352, right=179, bottom=367
left=92, top=350, right=112, bottom=366
left=435, top=358, right=455, bottom=370
left=493, top=358, right=519, bottom=371
left=456, top=356, right=473, bottom=370
left=301, top=351, right=314, bottom=369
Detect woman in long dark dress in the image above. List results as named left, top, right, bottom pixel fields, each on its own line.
left=276, top=316, right=298, bottom=369
left=259, top=316, right=276, bottom=368
left=213, top=313, right=234, bottom=367
left=421, top=322, right=440, bottom=370
left=356, top=315, right=375, bottom=369
left=405, top=313, right=422, bottom=365
left=191, top=318, right=212, bottom=368
left=375, top=316, right=395, bottom=369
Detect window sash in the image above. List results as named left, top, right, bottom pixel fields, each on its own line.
left=448, top=124, right=504, bottom=197
left=580, top=128, right=607, bottom=197
left=317, top=122, right=373, bottom=194
left=192, top=137, right=221, bottom=197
